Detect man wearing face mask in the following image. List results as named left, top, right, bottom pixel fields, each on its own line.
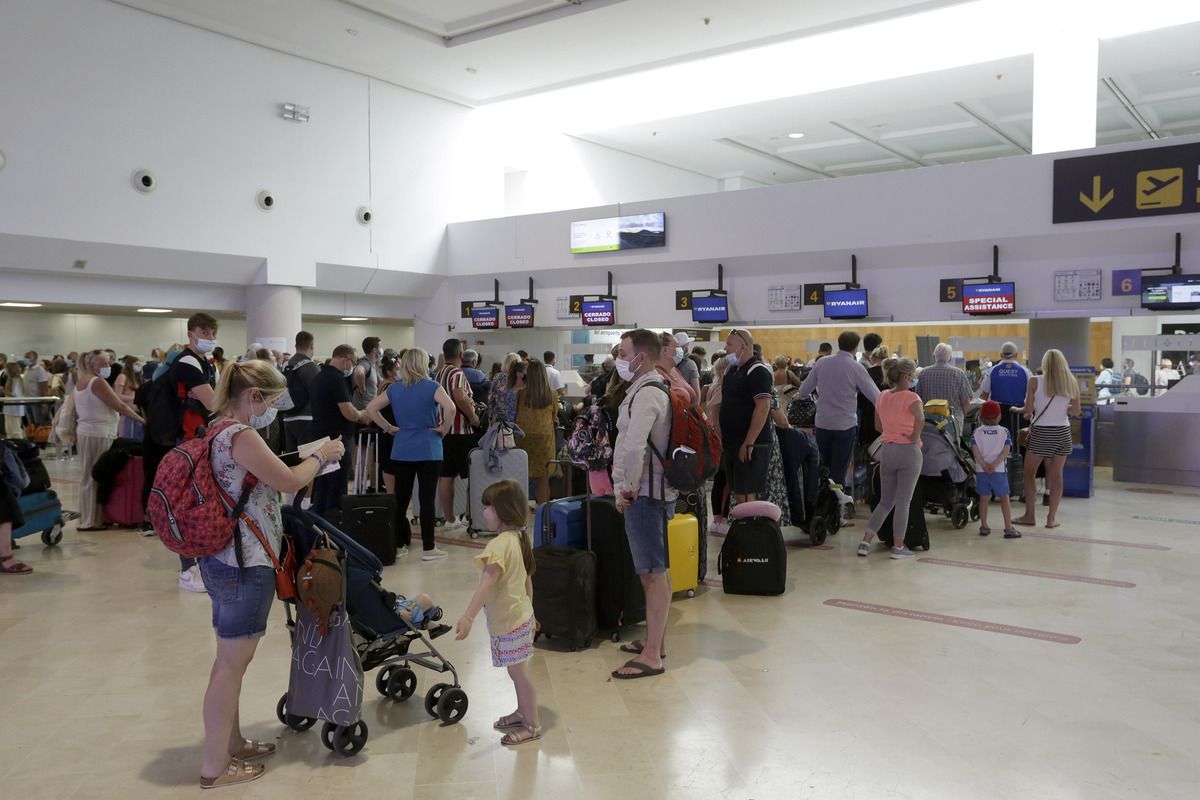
left=673, top=332, right=702, bottom=402
left=719, top=329, right=776, bottom=503
left=310, top=344, right=371, bottom=515
left=656, top=332, right=699, bottom=407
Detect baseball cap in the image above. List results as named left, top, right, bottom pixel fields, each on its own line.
left=981, top=400, right=1002, bottom=419
left=999, top=341, right=1018, bottom=358
left=674, top=332, right=695, bottom=349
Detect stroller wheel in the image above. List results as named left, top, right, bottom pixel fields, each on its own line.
left=386, top=667, right=418, bottom=702
left=375, top=665, right=395, bottom=697
left=436, top=688, right=469, bottom=725
left=809, top=517, right=828, bottom=546
left=424, top=683, right=451, bottom=719
left=970, top=501, right=980, bottom=521
left=951, top=504, right=969, bottom=530
left=332, top=721, right=369, bottom=756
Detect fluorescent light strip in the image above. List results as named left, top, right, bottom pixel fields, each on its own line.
left=341, top=316, right=369, bottom=321
left=0, top=302, right=43, bottom=308
left=136, top=308, right=173, bottom=313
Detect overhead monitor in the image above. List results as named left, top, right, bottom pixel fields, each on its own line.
left=1141, top=274, right=1200, bottom=311
left=504, top=304, right=535, bottom=328
left=580, top=299, right=615, bottom=326
left=470, top=306, right=498, bottom=330
left=823, top=288, right=869, bottom=319
left=570, top=212, right=666, bottom=254
left=691, top=294, right=729, bottom=324
left=962, top=282, right=1016, bottom=315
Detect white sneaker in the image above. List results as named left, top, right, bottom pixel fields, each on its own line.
left=421, top=547, right=449, bottom=561
left=441, top=519, right=466, bottom=532
left=396, top=545, right=410, bottom=559
left=889, top=546, right=916, bottom=560
left=178, top=566, right=207, bottom=592
left=139, top=523, right=157, bottom=538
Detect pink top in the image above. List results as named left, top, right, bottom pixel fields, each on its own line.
left=875, top=389, right=923, bottom=446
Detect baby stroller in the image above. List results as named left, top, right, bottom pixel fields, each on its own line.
left=776, top=426, right=840, bottom=544
left=918, top=412, right=978, bottom=529
left=276, top=497, right=468, bottom=755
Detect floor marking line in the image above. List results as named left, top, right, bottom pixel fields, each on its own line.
left=1132, top=515, right=1200, bottom=526
left=824, top=599, right=1081, bottom=644
left=434, top=536, right=486, bottom=550
left=918, top=557, right=1135, bottom=587
left=1022, top=532, right=1170, bottom=551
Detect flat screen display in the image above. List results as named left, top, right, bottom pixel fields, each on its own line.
left=570, top=212, right=665, bottom=254
left=691, top=295, right=729, bottom=324
left=962, top=282, right=1016, bottom=315
left=470, top=306, right=498, bottom=330
left=504, top=304, right=534, bottom=328
left=823, top=289, right=869, bottom=319
left=580, top=299, right=615, bottom=326
left=1141, top=274, right=1200, bottom=310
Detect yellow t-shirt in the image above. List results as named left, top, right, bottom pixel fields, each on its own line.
left=473, top=529, right=534, bottom=636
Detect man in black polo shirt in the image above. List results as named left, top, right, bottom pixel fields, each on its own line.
left=719, top=328, right=774, bottom=502
left=310, top=344, right=369, bottom=515
left=282, top=330, right=320, bottom=453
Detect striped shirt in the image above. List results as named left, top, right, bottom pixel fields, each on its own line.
left=436, top=364, right=472, bottom=435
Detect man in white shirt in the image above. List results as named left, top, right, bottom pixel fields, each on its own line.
left=543, top=351, right=566, bottom=397
left=21, top=351, right=51, bottom=424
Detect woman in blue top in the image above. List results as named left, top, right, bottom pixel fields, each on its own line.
left=366, top=348, right=455, bottom=559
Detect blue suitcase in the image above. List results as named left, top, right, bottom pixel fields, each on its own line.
left=13, top=490, right=65, bottom=546
left=533, top=496, right=588, bottom=549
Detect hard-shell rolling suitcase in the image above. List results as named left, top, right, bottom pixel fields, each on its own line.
left=412, top=476, right=467, bottom=525
left=103, top=455, right=145, bottom=527
left=674, top=488, right=708, bottom=582
left=533, top=496, right=587, bottom=549
left=871, top=463, right=931, bottom=551
left=13, top=490, right=65, bottom=546
left=718, top=514, right=787, bottom=596
left=468, top=445, right=528, bottom=538
left=531, top=545, right=597, bottom=651
left=588, top=496, right=645, bottom=638
left=337, top=430, right=397, bottom=566
left=667, top=513, right=699, bottom=597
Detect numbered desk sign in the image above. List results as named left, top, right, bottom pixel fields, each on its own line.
left=1112, top=269, right=1141, bottom=297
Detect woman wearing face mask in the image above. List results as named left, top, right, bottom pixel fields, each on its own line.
left=656, top=332, right=699, bottom=406
left=74, top=350, right=144, bottom=530
left=196, top=360, right=344, bottom=788
left=114, top=355, right=144, bottom=439
left=856, top=357, right=925, bottom=560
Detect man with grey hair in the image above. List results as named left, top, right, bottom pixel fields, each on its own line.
left=915, top=342, right=974, bottom=434
left=461, top=349, right=490, bottom=405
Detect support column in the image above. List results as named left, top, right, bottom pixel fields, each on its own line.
left=1031, top=3, right=1098, bottom=155
left=245, top=284, right=302, bottom=354
left=1029, top=318, right=1091, bottom=370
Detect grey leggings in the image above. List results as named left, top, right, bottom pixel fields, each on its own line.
left=867, top=442, right=923, bottom=539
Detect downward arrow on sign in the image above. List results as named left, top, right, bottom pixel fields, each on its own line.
left=1079, top=175, right=1114, bottom=213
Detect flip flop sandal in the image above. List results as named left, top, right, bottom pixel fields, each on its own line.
left=619, top=641, right=666, bottom=658
left=231, top=739, right=276, bottom=761
left=978, top=526, right=991, bottom=537
left=0, top=558, right=33, bottom=575
left=200, top=760, right=264, bottom=789
left=1003, top=529, right=1022, bottom=539
left=611, top=659, right=665, bottom=680
left=493, top=712, right=525, bottom=731
left=500, top=723, right=543, bottom=747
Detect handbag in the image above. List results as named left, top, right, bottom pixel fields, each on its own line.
left=286, top=602, right=364, bottom=726
left=51, top=391, right=77, bottom=447
left=1016, top=398, right=1055, bottom=449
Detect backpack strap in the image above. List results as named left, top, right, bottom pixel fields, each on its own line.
left=628, top=380, right=671, bottom=503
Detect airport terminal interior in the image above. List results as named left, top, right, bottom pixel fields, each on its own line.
left=2, top=1, right=1200, bottom=798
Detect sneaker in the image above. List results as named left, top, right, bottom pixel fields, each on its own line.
left=140, top=523, right=156, bottom=538
left=421, top=547, right=449, bottom=561
left=396, top=545, right=410, bottom=558
left=856, top=541, right=871, bottom=557
left=709, top=520, right=730, bottom=536
left=441, top=519, right=466, bottom=532
left=178, top=566, right=207, bottom=593
left=889, top=546, right=915, bottom=560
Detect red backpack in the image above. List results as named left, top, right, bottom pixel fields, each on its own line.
left=635, top=379, right=723, bottom=492
left=148, top=420, right=257, bottom=558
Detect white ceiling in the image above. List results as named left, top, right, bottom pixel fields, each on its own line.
left=107, top=0, right=1200, bottom=184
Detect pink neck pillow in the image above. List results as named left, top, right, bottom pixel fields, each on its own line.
left=730, top=500, right=781, bottom=523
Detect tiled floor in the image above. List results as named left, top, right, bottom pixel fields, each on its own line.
left=2, top=457, right=1199, bottom=798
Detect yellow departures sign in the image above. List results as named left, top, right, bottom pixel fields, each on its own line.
left=1078, top=176, right=1114, bottom=214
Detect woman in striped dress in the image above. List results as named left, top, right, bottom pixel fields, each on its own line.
left=1011, top=349, right=1081, bottom=529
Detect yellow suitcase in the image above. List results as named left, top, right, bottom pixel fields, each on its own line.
left=668, top=513, right=700, bottom=597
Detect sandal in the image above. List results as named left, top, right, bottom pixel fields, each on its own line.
left=0, top=557, right=33, bottom=575
left=978, top=526, right=991, bottom=537
left=619, top=640, right=666, bottom=658
left=200, top=760, right=264, bottom=789
left=231, top=738, right=276, bottom=761
left=611, top=659, right=665, bottom=680
left=1003, top=529, right=1021, bottom=539
left=493, top=712, right=525, bottom=731
left=500, top=722, right=543, bottom=747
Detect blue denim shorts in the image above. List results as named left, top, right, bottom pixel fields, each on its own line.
left=624, top=497, right=673, bottom=575
left=975, top=470, right=1010, bottom=498
left=198, top=558, right=275, bottom=640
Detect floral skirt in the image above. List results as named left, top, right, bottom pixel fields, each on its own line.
left=490, top=617, right=535, bottom=667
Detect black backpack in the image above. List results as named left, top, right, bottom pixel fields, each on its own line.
left=1130, top=372, right=1150, bottom=396
left=141, top=373, right=185, bottom=447
left=718, top=516, right=787, bottom=595
left=285, top=358, right=313, bottom=413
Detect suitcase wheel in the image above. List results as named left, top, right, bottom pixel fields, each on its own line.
left=276, top=693, right=317, bottom=732
left=41, top=522, right=64, bottom=547
left=469, top=530, right=479, bottom=540
left=686, top=589, right=695, bottom=598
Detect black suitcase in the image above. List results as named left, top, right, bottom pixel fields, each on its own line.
left=588, top=497, right=645, bottom=638
left=532, top=546, right=597, bottom=651
left=870, top=464, right=930, bottom=551
left=334, top=429, right=397, bottom=566
left=718, top=515, right=787, bottom=595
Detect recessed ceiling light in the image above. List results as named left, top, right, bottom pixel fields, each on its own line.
left=345, top=28, right=358, bottom=36
left=137, top=308, right=173, bottom=313
left=1191, top=68, right=1200, bottom=78
left=787, top=132, right=805, bottom=139
left=0, top=302, right=43, bottom=308
left=465, top=67, right=477, bottom=74
left=341, top=316, right=368, bottom=321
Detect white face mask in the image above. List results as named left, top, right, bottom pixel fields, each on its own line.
left=725, top=351, right=740, bottom=367
left=615, top=357, right=636, bottom=381
left=249, top=394, right=278, bottom=430
left=673, top=349, right=685, bottom=366
left=195, top=338, right=217, bottom=354
left=97, top=366, right=112, bottom=379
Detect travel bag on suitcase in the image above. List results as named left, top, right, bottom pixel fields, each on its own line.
left=103, top=455, right=145, bottom=527
left=870, top=463, right=931, bottom=551
left=467, top=444, right=528, bottom=538
left=533, top=496, right=588, bottom=549
left=531, top=544, right=597, bottom=651
left=667, top=513, right=699, bottom=597
left=718, top=510, right=787, bottom=596
left=337, top=429, right=397, bottom=566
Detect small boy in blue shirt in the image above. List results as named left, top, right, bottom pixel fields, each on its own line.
left=970, top=400, right=1019, bottom=539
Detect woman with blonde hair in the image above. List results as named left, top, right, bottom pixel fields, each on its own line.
left=74, top=350, right=144, bottom=531
left=195, top=359, right=345, bottom=788
left=365, top=347, right=456, bottom=560
left=516, top=359, right=556, bottom=505
left=1012, top=349, right=1081, bottom=529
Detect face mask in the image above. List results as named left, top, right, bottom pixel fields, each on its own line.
left=65, top=359, right=75, bottom=368
left=134, top=362, right=143, bottom=372
left=907, top=376, right=918, bottom=391
left=249, top=395, right=278, bottom=430
left=673, top=349, right=685, bottom=366
left=614, top=358, right=635, bottom=382
left=343, top=367, right=354, bottom=378
left=725, top=351, right=740, bottom=367
left=195, top=338, right=217, bottom=354
left=98, top=367, right=112, bottom=379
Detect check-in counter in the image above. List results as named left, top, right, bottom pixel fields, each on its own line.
left=1112, top=375, right=1200, bottom=487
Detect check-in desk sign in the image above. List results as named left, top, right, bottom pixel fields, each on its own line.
left=1053, top=142, right=1200, bottom=224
